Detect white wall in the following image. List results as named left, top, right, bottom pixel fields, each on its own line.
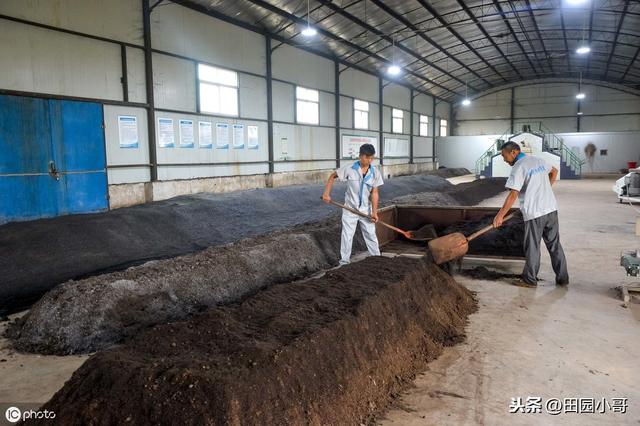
left=0, top=20, right=125, bottom=101
left=0, top=0, right=143, bottom=45
left=151, top=2, right=265, bottom=75
left=0, top=1, right=451, bottom=189
left=339, top=68, right=378, bottom=103
left=104, top=105, right=150, bottom=184
left=437, top=135, right=499, bottom=171
left=383, top=84, right=410, bottom=110
left=436, top=101, right=451, bottom=136
left=560, top=132, right=640, bottom=174
left=413, top=93, right=435, bottom=162
left=153, top=53, right=197, bottom=112
left=272, top=44, right=334, bottom=92
left=438, top=131, right=640, bottom=174
left=125, top=47, right=147, bottom=103
left=338, top=68, right=380, bottom=161
left=454, top=82, right=640, bottom=136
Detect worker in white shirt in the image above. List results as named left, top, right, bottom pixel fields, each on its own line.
left=322, top=143, right=384, bottom=265
left=493, top=141, right=569, bottom=288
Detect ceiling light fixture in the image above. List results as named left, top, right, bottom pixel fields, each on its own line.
left=575, top=71, right=586, bottom=100
left=575, top=11, right=590, bottom=55
left=462, top=81, right=471, bottom=106
left=301, top=26, right=317, bottom=37
left=387, top=65, right=401, bottom=75
left=576, top=45, right=591, bottom=55
left=302, top=0, right=317, bottom=37
left=386, top=36, right=402, bottom=76
left=577, top=111, right=584, bottom=115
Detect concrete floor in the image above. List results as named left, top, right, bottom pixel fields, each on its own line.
left=1, top=178, right=638, bottom=425
left=0, top=312, right=89, bottom=405
left=380, top=178, right=640, bottom=425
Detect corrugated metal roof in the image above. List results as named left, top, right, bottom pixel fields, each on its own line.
left=177, top=0, right=640, bottom=100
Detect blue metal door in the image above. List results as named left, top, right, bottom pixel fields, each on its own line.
left=49, top=99, right=108, bottom=216
left=0, top=95, right=108, bottom=223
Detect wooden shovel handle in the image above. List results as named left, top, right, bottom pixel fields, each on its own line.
left=325, top=199, right=411, bottom=238
left=467, top=212, right=518, bottom=242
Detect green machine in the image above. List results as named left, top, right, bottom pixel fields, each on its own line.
left=621, top=251, right=640, bottom=277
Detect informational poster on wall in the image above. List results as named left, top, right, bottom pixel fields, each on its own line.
left=198, top=121, right=212, bottom=148
left=341, top=135, right=378, bottom=159
left=281, top=137, right=288, bottom=156
left=179, top=119, right=194, bottom=148
left=247, top=125, right=259, bottom=149
left=118, top=115, right=139, bottom=148
left=384, top=137, right=409, bottom=158
left=216, top=123, right=230, bottom=149
left=158, top=118, right=174, bottom=148
left=233, top=124, right=245, bottom=149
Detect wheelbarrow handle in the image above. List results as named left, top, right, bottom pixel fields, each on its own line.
left=467, top=212, right=518, bottom=242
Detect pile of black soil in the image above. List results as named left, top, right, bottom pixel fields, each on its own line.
left=5, top=176, right=508, bottom=355
left=437, top=213, right=525, bottom=257
left=458, top=266, right=522, bottom=281
left=447, top=178, right=507, bottom=205
left=0, top=171, right=466, bottom=315
left=392, top=177, right=507, bottom=206
left=7, top=219, right=364, bottom=355
left=34, top=256, right=476, bottom=426
left=430, top=167, right=472, bottom=178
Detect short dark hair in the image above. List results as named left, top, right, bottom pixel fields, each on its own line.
left=359, top=143, right=376, bottom=156
left=500, top=141, right=521, bottom=152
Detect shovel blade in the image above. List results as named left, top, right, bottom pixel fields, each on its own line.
left=428, top=233, right=469, bottom=265
left=409, top=223, right=438, bottom=241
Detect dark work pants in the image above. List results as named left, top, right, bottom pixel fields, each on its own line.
left=523, top=211, right=569, bottom=284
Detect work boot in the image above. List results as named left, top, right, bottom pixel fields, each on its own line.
left=510, top=278, right=537, bottom=288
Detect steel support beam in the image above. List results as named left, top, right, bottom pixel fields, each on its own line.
left=455, top=0, right=523, bottom=80
left=524, top=0, right=554, bottom=73
left=313, top=0, right=472, bottom=95
left=409, top=89, right=414, bottom=164
left=604, top=1, right=630, bottom=79
left=416, top=0, right=507, bottom=83
left=432, top=97, right=437, bottom=170
left=266, top=35, right=274, bottom=174
left=370, top=0, right=491, bottom=89
left=335, top=61, right=341, bottom=169
left=491, top=0, right=540, bottom=77
left=142, top=0, right=158, bottom=182
left=379, top=77, right=384, bottom=166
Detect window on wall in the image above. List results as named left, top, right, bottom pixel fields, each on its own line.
left=440, top=118, right=448, bottom=136
left=392, top=108, right=403, bottom=133
left=419, top=115, right=429, bottom=136
left=353, top=99, right=369, bottom=129
left=296, top=86, right=319, bottom=125
left=198, top=63, right=239, bottom=116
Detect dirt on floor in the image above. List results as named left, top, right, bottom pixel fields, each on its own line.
left=457, top=266, right=522, bottom=281
left=0, top=170, right=469, bottom=315
left=33, top=256, right=476, bottom=426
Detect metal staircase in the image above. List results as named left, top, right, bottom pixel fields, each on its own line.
left=475, top=122, right=585, bottom=179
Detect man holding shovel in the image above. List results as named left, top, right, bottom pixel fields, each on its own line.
left=493, top=141, right=569, bottom=288
left=322, top=143, right=384, bottom=265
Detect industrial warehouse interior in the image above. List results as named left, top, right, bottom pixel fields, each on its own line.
left=0, top=0, right=639, bottom=424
